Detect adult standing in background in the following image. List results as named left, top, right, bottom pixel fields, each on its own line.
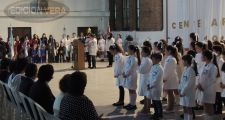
left=88, top=34, right=98, bottom=69
left=116, top=34, right=123, bottom=48
left=79, top=32, right=86, bottom=44
left=40, top=33, right=48, bottom=63
left=98, top=35, right=105, bottom=62
left=105, top=33, right=115, bottom=67
left=48, top=35, right=56, bottom=63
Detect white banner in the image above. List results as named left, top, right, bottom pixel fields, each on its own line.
left=168, top=0, right=225, bottom=48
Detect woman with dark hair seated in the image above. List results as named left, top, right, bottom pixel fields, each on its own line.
left=19, top=63, right=37, bottom=96
left=59, top=71, right=105, bottom=120
left=29, top=64, right=55, bottom=114
left=53, top=74, right=70, bottom=117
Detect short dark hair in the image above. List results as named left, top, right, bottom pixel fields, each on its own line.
left=59, top=74, right=70, bottom=93
left=14, top=58, right=28, bottom=74
left=67, top=71, right=87, bottom=96
left=213, top=45, right=223, bottom=54
left=151, top=53, right=162, bottom=61
left=38, top=64, right=54, bottom=82
left=0, top=59, right=10, bottom=70
left=25, top=63, right=37, bottom=78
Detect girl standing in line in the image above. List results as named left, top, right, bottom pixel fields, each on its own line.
left=123, top=45, right=141, bottom=110
left=179, top=54, right=198, bottom=120
left=109, top=43, right=125, bottom=106
left=138, top=46, right=152, bottom=113
left=197, top=50, right=219, bottom=119
left=163, top=45, right=179, bottom=112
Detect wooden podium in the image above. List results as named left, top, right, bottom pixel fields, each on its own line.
left=72, top=40, right=85, bottom=70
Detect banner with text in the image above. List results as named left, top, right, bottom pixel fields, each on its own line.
left=168, top=0, right=225, bottom=47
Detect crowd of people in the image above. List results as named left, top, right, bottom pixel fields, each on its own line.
left=2, top=31, right=225, bottom=120
left=0, top=32, right=131, bottom=68
left=108, top=33, right=225, bottom=120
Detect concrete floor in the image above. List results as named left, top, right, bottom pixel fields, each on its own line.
left=41, top=62, right=224, bottom=120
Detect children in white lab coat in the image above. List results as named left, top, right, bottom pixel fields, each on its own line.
left=98, top=35, right=105, bottom=61
left=220, top=51, right=225, bottom=120
left=163, top=45, right=179, bottom=112
left=123, top=45, right=141, bottom=110
left=179, top=54, right=197, bottom=120
left=138, top=46, right=152, bottom=113
left=194, top=42, right=205, bottom=110
left=197, top=50, right=219, bottom=119
left=147, top=53, right=164, bottom=119
left=109, top=43, right=125, bottom=106
left=212, top=45, right=224, bottom=114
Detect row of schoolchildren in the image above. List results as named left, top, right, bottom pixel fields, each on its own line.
left=109, top=33, right=225, bottom=120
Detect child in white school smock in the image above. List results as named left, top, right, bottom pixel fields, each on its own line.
left=179, top=54, right=197, bottom=120
left=147, top=53, right=164, bottom=119
left=109, top=44, right=125, bottom=106
left=212, top=45, right=224, bottom=114
left=197, top=50, right=219, bottom=119
left=138, top=46, right=152, bottom=113
left=163, top=45, right=179, bottom=112
left=123, top=45, right=141, bottom=110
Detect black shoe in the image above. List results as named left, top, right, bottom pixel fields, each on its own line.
left=107, top=65, right=112, bottom=68
left=125, top=105, right=137, bottom=110
left=194, top=106, right=203, bottom=110
left=140, top=99, right=145, bottom=104
left=91, top=67, right=96, bottom=69
left=150, top=114, right=163, bottom=120
left=162, top=97, right=167, bottom=102
left=180, top=114, right=184, bottom=119
left=123, top=104, right=132, bottom=109
left=112, top=102, right=124, bottom=106
left=180, top=114, right=195, bottom=119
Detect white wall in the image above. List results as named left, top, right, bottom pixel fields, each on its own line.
left=0, top=0, right=109, bottom=41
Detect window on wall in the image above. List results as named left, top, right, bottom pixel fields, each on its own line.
left=136, top=0, right=140, bottom=30
left=123, top=0, right=130, bottom=30
left=109, top=0, right=163, bottom=31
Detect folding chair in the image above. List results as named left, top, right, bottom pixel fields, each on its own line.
left=2, top=84, right=17, bottom=106
left=19, top=93, right=36, bottom=120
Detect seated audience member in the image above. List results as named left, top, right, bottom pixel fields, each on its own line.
left=59, top=71, right=103, bottom=120
left=0, top=59, right=10, bottom=83
left=29, top=64, right=55, bottom=114
left=19, top=63, right=37, bottom=96
left=8, top=58, right=28, bottom=90
left=53, top=74, right=70, bottom=117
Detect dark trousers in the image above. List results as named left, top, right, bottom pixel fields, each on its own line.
left=153, top=100, right=163, bottom=118
left=107, top=51, right=113, bottom=66
left=214, top=92, right=222, bottom=114
left=86, top=52, right=90, bottom=62
left=119, top=86, right=125, bottom=102
left=88, top=55, right=96, bottom=68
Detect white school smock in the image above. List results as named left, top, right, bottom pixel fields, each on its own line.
left=199, top=63, right=217, bottom=104
left=98, top=39, right=105, bottom=52
left=138, top=57, right=152, bottom=96
left=177, top=53, right=184, bottom=81
left=215, top=56, right=224, bottom=92
left=114, top=53, right=125, bottom=86
left=146, top=64, right=164, bottom=100
left=179, top=66, right=196, bottom=107
left=221, top=72, right=225, bottom=97
left=105, top=38, right=115, bottom=52
left=123, top=55, right=138, bottom=90
left=163, top=55, right=179, bottom=90
left=88, top=38, right=98, bottom=56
